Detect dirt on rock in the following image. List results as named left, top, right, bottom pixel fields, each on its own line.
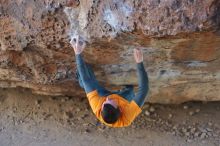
left=0, top=88, right=219, bottom=146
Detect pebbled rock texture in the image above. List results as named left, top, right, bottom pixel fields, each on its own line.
left=0, top=0, right=220, bottom=103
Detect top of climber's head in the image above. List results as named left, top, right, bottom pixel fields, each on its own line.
left=101, top=97, right=120, bottom=124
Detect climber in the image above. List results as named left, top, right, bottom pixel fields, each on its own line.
left=70, top=36, right=149, bottom=127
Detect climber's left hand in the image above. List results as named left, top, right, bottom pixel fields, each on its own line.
left=70, top=36, right=85, bottom=55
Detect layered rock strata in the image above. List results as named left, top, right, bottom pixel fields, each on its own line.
left=0, top=0, right=219, bottom=103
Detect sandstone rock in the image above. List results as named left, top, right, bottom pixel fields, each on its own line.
left=194, top=132, right=200, bottom=137
left=173, top=125, right=177, bottom=130
left=208, top=122, right=213, bottom=126
left=65, top=0, right=80, bottom=8
left=183, top=105, right=189, bottom=110
left=168, top=113, right=173, bottom=119
left=84, top=128, right=91, bottom=133
left=149, top=106, right=155, bottom=113
left=182, top=127, right=187, bottom=133
left=61, top=98, right=66, bottom=103
left=206, top=128, right=213, bottom=132
left=171, top=131, right=176, bottom=136
left=144, top=103, right=150, bottom=109
left=13, top=107, right=17, bottom=112
left=189, top=111, right=195, bottom=116
left=207, top=132, right=213, bottom=137
left=200, top=132, right=207, bottom=139
left=49, top=97, right=55, bottom=101
left=185, top=132, right=190, bottom=137
left=0, top=0, right=220, bottom=104
left=63, top=111, right=73, bottom=119
left=190, top=127, right=196, bottom=133
left=144, top=110, right=150, bottom=116
left=195, top=108, right=200, bottom=113
left=187, top=139, right=193, bottom=143
left=35, top=99, right=41, bottom=106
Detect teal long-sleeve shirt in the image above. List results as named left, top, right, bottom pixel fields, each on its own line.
left=134, top=62, right=149, bottom=106
left=75, top=54, right=149, bottom=107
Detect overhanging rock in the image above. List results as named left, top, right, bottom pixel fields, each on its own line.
left=0, top=0, right=219, bottom=103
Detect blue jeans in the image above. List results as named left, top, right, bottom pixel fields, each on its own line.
left=76, top=64, right=135, bottom=102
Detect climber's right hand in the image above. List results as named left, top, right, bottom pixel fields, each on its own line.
left=70, top=36, right=85, bottom=55
left=133, top=48, right=143, bottom=63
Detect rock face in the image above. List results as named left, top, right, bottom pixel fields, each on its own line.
left=0, top=0, right=220, bottom=104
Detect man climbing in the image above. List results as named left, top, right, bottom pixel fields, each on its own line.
left=71, top=36, right=149, bottom=127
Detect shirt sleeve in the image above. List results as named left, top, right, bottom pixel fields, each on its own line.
left=87, top=90, right=104, bottom=114
left=75, top=54, right=96, bottom=93
left=133, top=62, right=149, bottom=107
left=122, top=100, right=142, bottom=126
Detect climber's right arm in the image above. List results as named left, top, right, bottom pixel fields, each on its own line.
left=71, top=36, right=95, bottom=94
left=132, top=48, right=149, bottom=107
left=133, top=62, right=149, bottom=107
left=75, top=54, right=95, bottom=93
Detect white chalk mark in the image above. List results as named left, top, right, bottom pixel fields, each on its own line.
left=186, top=61, right=207, bottom=67
left=103, top=9, right=118, bottom=29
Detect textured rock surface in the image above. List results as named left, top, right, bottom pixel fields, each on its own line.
left=0, top=0, right=220, bottom=103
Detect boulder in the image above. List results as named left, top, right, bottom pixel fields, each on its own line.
left=0, top=0, right=219, bottom=103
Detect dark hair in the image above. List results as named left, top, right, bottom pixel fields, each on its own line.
left=101, top=104, right=120, bottom=124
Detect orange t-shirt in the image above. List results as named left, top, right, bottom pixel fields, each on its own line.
left=87, top=90, right=142, bottom=127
